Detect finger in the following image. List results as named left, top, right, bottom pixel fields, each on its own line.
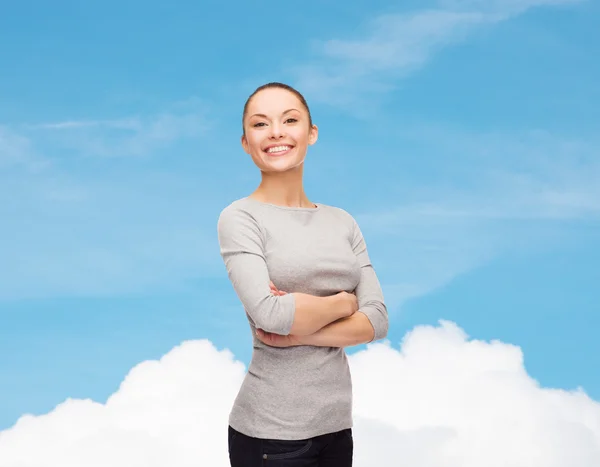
left=256, top=329, right=272, bottom=344
left=264, top=334, right=276, bottom=346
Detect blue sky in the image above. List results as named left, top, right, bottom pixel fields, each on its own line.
left=1, top=0, right=599, bottom=448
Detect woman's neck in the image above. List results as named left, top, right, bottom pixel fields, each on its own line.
left=251, top=168, right=314, bottom=208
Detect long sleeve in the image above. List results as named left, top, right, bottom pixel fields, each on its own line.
left=350, top=217, right=389, bottom=342
left=217, top=206, right=296, bottom=335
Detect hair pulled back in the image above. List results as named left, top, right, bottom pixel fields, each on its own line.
left=242, top=82, right=313, bottom=134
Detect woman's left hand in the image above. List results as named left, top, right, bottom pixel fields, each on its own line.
left=259, top=280, right=300, bottom=346
left=269, top=281, right=287, bottom=296
left=256, top=329, right=302, bottom=347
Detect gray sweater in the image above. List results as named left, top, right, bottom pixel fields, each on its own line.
left=217, top=197, right=388, bottom=440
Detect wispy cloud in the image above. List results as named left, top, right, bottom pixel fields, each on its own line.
left=28, top=119, right=140, bottom=131
left=282, top=0, right=594, bottom=307
left=0, top=167, right=222, bottom=301
left=0, top=99, right=222, bottom=302
left=293, top=0, right=583, bottom=107
left=0, top=126, right=48, bottom=171
left=357, top=126, right=599, bottom=308
left=22, top=99, right=210, bottom=159
left=439, top=0, right=582, bottom=16
left=4, top=106, right=596, bottom=306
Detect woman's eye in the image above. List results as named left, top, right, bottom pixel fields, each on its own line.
left=285, top=118, right=298, bottom=124
left=253, top=122, right=266, bottom=128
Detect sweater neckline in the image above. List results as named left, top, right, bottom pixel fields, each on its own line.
left=243, top=196, right=321, bottom=212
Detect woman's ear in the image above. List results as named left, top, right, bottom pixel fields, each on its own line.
left=241, top=134, right=250, bottom=154
left=308, top=124, right=319, bottom=146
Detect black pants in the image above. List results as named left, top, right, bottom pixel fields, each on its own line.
left=228, top=425, right=353, bottom=466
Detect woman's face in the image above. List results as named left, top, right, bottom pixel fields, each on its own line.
left=242, top=87, right=318, bottom=173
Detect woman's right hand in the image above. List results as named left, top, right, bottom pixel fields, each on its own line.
left=336, top=291, right=358, bottom=318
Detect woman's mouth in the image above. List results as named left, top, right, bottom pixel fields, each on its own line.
left=264, top=145, right=294, bottom=156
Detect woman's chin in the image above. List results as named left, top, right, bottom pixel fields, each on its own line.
left=259, top=157, right=305, bottom=173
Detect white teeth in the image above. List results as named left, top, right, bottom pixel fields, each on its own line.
left=267, top=145, right=291, bottom=153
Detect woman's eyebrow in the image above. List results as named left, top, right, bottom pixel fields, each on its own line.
left=249, top=108, right=300, bottom=119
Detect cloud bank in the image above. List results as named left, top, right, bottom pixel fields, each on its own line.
left=1, top=321, right=599, bottom=466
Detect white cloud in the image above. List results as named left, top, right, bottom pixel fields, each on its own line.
left=293, top=0, right=583, bottom=107
left=1, top=321, right=599, bottom=466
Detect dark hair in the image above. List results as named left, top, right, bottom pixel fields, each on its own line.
left=242, top=82, right=313, bottom=134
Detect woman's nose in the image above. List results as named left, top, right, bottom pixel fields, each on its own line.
left=269, top=123, right=285, bottom=138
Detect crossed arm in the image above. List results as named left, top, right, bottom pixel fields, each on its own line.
left=255, top=282, right=377, bottom=349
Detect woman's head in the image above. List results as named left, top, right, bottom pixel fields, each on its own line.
left=241, top=82, right=318, bottom=173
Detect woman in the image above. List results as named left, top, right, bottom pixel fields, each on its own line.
left=217, top=82, right=388, bottom=466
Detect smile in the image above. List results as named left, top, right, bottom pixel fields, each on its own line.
left=265, top=145, right=293, bottom=155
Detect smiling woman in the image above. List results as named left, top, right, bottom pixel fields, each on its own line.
left=217, top=82, right=388, bottom=467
